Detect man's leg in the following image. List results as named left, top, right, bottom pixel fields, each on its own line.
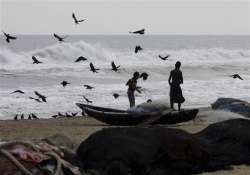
left=178, top=103, right=181, bottom=111
left=131, top=93, right=135, bottom=107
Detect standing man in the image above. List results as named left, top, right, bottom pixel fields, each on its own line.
left=126, top=72, right=141, bottom=108
left=168, top=61, right=185, bottom=111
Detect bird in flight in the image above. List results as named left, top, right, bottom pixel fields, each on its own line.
left=129, top=29, right=145, bottom=35
left=230, top=74, right=243, bottom=80
left=158, top=54, right=170, bottom=61
left=140, top=72, right=149, bottom=80
left=89, top=62, right=100, bottom=73
left=72, top=13, right=85, bottom=24
left=113, top=93, right=120, bottom=99
left=29, top=96, right=42, bottom=103
left=32, top=56, right=43, bottom=64
left=34, top=91, right=47, bottom=102
left=111, top=61, right=120, bottom=72
left=10, top=90, right=25, bottom=94
left=83, top=95, right=93, bottom=104
left=61, top=80, right=70, bottom=87
left=83, top=84, right=94, bottom=90
left=75, top=56, right=88, bottom=62
left=3, top=32, right=17, bottom=43
left=135, top=46, right=143, bottom=54
left=53, top=33, right=67, bottom=42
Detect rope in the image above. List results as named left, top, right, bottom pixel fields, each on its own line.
left=0, top=149, right=33, bottom=175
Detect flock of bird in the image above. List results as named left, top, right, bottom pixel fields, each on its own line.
left=2, top=13, right=244, bottom=120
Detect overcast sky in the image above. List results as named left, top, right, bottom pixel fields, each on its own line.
left=0, top=0, right=249, bottom=35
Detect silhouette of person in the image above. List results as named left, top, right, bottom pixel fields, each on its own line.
left=168, top=61, right=185, bottom=111
left=126, top=72, right=141, bottom=107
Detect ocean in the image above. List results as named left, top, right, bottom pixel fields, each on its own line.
left=0, top=35, right=249, bottom=120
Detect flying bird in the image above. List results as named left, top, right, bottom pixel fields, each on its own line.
left=140, top=72, right=149, bottom=80
left=32, top=56, right=43, bottom=64
left=53, top=33, right=67, bottom=42
left=29, top=97, right=42, bottom=103
left=89, top=62, right=99, bottom=73
left=75, top=56, right=87, bottom=62
left=3, top=32, right=17, bottom=43
left=135, top=46, right=142, bottom=54
left=113, top=93, right=120, bottom=99
left=230, top=74, right=243, bottom=80
left=10, top=90, right=25, bottom=94
left=129, top=29, right=145, bottom=35
left=147, top=99, right=152, bottom=103
left=111, top=61, right=120, bottom=72
left=72, top=13, right=85, bottom=24
left=61, top=80, right=70, bottom=87
left=83, top=85, right=94, bottom=90
left=83, top=95, right=93, bottom=104
left=34, top=91, right=47, bottom=102
left=158, top=54, right=170, bottom=61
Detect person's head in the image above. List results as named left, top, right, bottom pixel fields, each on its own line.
left=175, top=61, right=181, bottom=69
left=133, top=71, right=140, bottom=79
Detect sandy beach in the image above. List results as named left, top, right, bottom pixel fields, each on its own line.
left=1, top=116, right=250, bottom=175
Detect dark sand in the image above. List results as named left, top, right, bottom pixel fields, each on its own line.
left=0, top=117, right=249, bottom=174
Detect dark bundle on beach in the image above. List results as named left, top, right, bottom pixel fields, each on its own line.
left=76, top=118, right=250, bottom=175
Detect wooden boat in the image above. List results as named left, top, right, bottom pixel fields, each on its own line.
left=76, top=103, right=162, bottom=126
left=151, top=108, right=199, bottom=124
left=76, top=103, right=199, bottom=125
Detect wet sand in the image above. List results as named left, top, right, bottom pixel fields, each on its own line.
left=0, top=117, right=249, bottom=174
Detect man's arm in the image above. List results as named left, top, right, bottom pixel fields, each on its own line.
left=180, top=71, right=183, bottom=84
left=168, top=71, right=172, bottom=85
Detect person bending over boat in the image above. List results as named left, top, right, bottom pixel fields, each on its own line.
left=168, top=61, right=185, bottom=111
left=126, top=72, right=141, bottom=108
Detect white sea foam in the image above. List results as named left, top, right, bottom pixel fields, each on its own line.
left=0, top=39, right=249, bottom=120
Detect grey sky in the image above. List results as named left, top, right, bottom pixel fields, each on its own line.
left=1, top=0, right=249, bottom=35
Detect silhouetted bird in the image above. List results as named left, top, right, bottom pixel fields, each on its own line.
left=3, top=32, right=17, bottom=43
left=72, top=13, right=85, bottom=24
left=10, top=90, right=25, bottom=94
left=51, top=115, right=58, bottom=119
left=14, top=114, right=18, bottom=120
left=147, top=99, right=152, bottom=103
left=158, top=54, right=170, bottom=61
left=111, top=61, right=120, bottom=72
left=71, top=112, right=78, bottom=117
left=32, top=56, right=42, bottom=64
left=75, top=56, right=87, bottom=62
left=140, top=72, right=149, bottom=80
left=58, top=112, right=64, bottom=117
left=230, top=74, right=243, bottom=80
left=20, top=114, right=24, bottom=120
left=83, top=95, right=93, bottom=104
left=53, top=33, right=67, bottom=42
left=113, top=93, right=120, bottom=99
left=29, top=97, right=42, bottom=103
left=65, top=112, right=72, bottom=118
left=89, top=62, right=99, bottom=73
left=34, top=91, right=47, bottom=102
left=135, top=46, right=142, bottom=54
left=31, top=113, right=39, bottom=119
left=61, top=81, right=70, bottom=87
left=129, top=29, right=145, bottom=35
left=28, top=114, right=32, bottom=120
left=84, top=85, right=94, bottom=90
